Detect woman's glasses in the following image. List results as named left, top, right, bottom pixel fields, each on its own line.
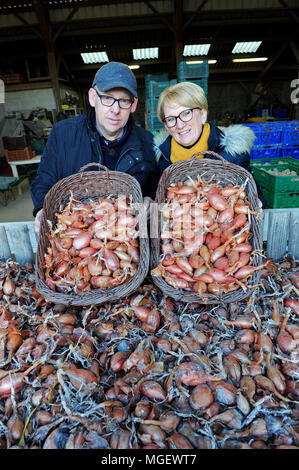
left=163, top=108, right=200, bottom=128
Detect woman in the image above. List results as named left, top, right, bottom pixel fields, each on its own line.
left=154, top=81, right=256, bottom=174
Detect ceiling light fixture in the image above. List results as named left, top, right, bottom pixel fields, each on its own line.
left=80, top=51, right=109, bottom=64
left=232, top=57, right=268, bottom=62
left=183, top=44, right=211, bottom=56
left=232, top=41, right=262, bottom=54
left=133, top=48, right=159, bottom=60
left=186, top=60, right=217, bottom=64
left=128, top=65, right=140, bottom=69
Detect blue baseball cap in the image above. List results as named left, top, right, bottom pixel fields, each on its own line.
left=92, top=62, right=138, bottom=98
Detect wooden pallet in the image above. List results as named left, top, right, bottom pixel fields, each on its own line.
left=0, top=221, right=36, bottom=264
left=0, top=209, right=298, bottom=264
left=262, top=208, right=299, bottom=261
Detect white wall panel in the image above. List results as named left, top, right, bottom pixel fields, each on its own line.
left=5, top=88, right=56, bottom=112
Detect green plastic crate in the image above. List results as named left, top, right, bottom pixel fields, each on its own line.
left=252, top=160, right=299, bottom=193
left=260, top=186, right=299, bottom=209
left=250, top=157, right=299, bottom=169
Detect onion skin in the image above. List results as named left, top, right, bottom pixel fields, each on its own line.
left=218, top=207, right=234, bottom=224
left=175, top=257, right=193, bottom=275
left=103, top=248, right=120, bottom=272
left=3, top=278, right=15, bottom=295
left=62, top=367, right=98, bottom=391
left=176, top=362, right=223, bottom=386
left=168, top=433, right=194, bottom=449
left=0, top=373, right=25, bottom=398
left=189, top=384, right=213, bottom=410
left=206, top=192, right=228, bottom=211
left=140, top=381, right=166, bottom=401
left=284, top=298, right=299, bottom=316
left=73, top=232, right=93, bottom=250
left=90, top=276, right=112, bottom=289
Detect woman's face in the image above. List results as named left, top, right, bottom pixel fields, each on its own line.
left=163, top=101, right=207, bottom=147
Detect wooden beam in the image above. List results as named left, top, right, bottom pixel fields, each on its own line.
left=255, top=28, right=299, bottom=83
left=183, top=0, right=209, bottom=31
left=33, top=0, right=53, bottom=52
left=279, top=0, right=299, bottom=25
left=32, top=0, right=62, bottom=111
left=174, top=0, right=183, bottom=76
left=143, top=0, right=175, bottom=33
left=290, top=41, right=299, bottom=64
left=48, top=51, right=61, bottom=110
left=14, top=12, right=42, bottom=39
left=24, top=58, right=31, bottom=81
left=53, top=7, right=80, bottom=43
left=0, top=16, right=294, bottom=44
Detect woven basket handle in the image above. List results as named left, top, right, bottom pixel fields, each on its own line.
left=189, top=150, right=227, bottom=163
left=79, top=162, right=110, bottom=174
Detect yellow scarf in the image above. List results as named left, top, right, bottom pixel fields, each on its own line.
left=170, top=123, right=210, bottom=164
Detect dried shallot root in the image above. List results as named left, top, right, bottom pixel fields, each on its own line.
left=151, top=176, right=265, bottom=296
left=0, top=257, right=298, bottom=449
left=42, top=195, right=140, bottom=293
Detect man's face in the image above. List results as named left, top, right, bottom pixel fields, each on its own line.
left=89, top=87, right=137, bottom=140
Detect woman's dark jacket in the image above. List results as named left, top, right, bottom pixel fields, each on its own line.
left=155, top=122, right=255, bottom=173
left=30, top=108, right=159, bottom=215
left=154, top=122, right=265, bottom=205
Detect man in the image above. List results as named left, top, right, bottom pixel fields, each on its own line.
left=31, top=61, right=159, bottom=235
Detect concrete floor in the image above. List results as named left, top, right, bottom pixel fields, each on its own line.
left=0, top=178, right=35, bottom=223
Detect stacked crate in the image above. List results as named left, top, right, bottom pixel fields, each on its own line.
left=177, top=61, right=209, bottom=98
left=250, top=157, right=299, bottom=208
left=244, top=120, right=299, bottom=208
left=144, top=74, right=177, bottom=134
left=280, top=121, right=299, bottom=159
left=244, top=122, right=282, bottom=160
left=244, top=120, right=299, bottom=161
left=2, top=135, right=34, bottom=162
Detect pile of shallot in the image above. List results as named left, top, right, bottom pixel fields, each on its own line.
left=152, top=175, right=264, bottom=296
left=42, top=194, right=140, bottom=293
left=0, top=258, right=298, bottom=449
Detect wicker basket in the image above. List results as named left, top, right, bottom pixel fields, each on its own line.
left=151, top=150, right=263, bottom=304
left=35, top=163, right=150, bottom=306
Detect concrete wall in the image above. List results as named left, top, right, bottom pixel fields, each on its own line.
left=5, top=88, right=56, bottom=113
left=4, top=85, right=81, bottom=115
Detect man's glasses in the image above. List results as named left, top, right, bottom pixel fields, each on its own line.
left=163, top=108, right=200, bottom=128
left=94, top=88, right=134, bottom=109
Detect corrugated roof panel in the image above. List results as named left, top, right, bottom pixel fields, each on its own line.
left=50, top=1, right=173, bottom=22
left=183, top=0, right=299, bottom=10
left=0, top=11, right=37, bottom=28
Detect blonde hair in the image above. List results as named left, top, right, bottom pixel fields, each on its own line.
left=157, top=81, right=208, bottom=122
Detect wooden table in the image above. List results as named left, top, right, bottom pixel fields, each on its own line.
left=8, top=155, right=41, bottom=195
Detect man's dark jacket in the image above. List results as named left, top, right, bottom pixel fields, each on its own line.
left=30, top=108, right=159, bottom=215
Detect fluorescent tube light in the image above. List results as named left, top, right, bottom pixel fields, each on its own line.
left=186, top=60, right=217, bottom=64
left=80, top=52, right=109, bottom=64
left=133, top=48, right=159, bottom=60
left=232, top=57, right=268, bottom=63
left=128, top=65, right=140, bottom=69
left=183, top=44, right=211, bottom=56
left=232, top=41, right=262, bottom=54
